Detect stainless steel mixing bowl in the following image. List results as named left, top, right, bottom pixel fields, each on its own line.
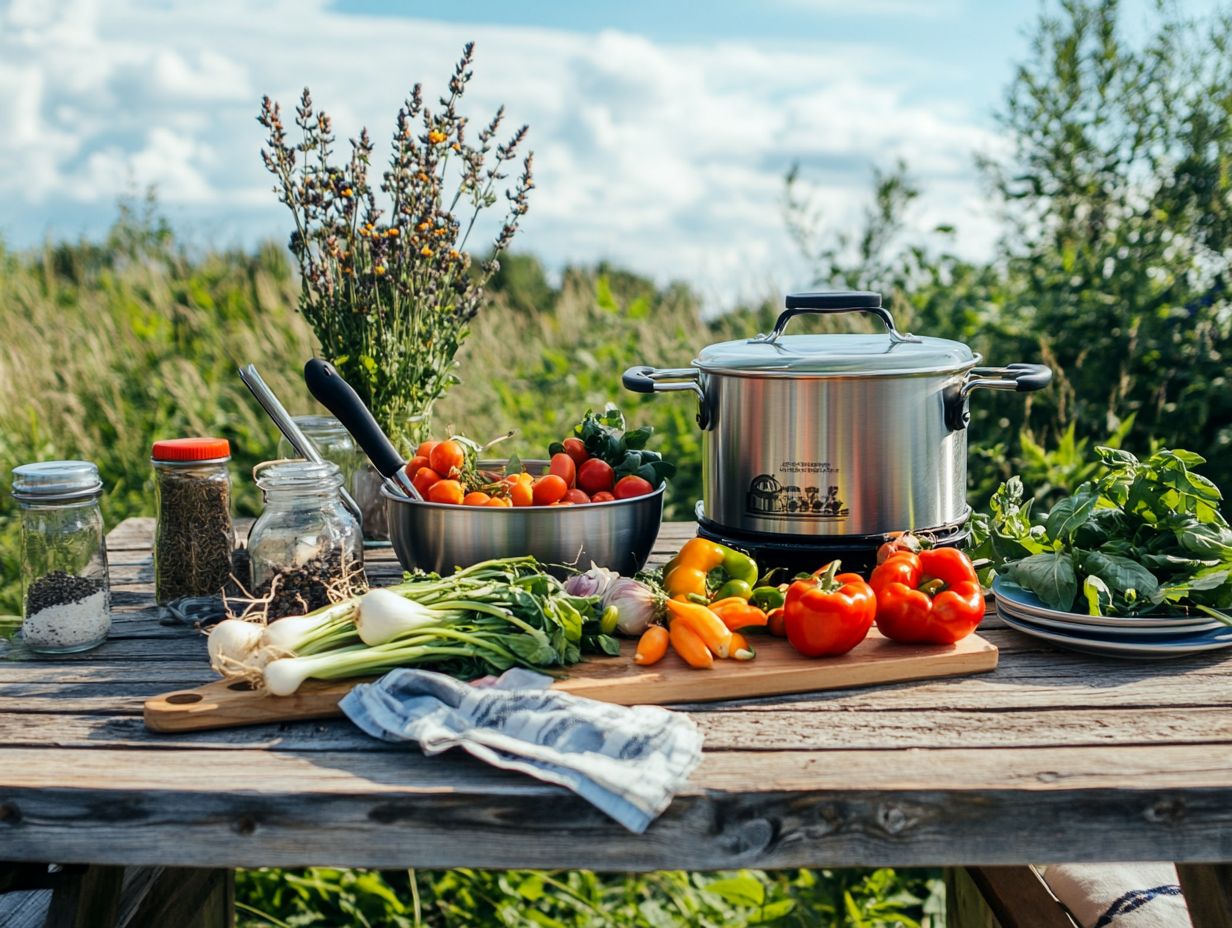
left=382, top=460, right=665, bottom=576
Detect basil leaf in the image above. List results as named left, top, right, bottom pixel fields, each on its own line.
left=1080, top=550, right=1160, bottom=600
left=1006, top=553, right=1077, bottom=611
left=1045, top=488, right=1098, bottom=541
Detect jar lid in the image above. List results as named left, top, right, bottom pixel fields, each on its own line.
left=694, top=291, right=978, bottom=376
left=152, top=437, right=232, bottom=462
left=255, top=459, right=343, bottom=492
left=11, top=461, right=103, bottom=501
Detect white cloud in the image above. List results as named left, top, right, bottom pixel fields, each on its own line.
left=0, top=0, right=1002, bottom=305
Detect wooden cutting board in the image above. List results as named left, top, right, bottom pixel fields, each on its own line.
left=144, top=630, right=997, bottom=733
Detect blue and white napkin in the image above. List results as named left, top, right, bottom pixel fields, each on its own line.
left=339, top=667, right=704, bottom=833
left=1040, top=864, right=1192, bottom=928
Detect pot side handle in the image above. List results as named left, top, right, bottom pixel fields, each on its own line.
left=946, top=363, right=1053, bottom=431
left=961, top=363, right=1053, bottom=398
left=621, top=366, right=712, bottom=430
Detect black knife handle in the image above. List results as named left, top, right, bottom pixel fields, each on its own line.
left=303, top=359, right=405, bottom=479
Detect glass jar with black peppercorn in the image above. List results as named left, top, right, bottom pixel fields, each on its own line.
left=12, top=461, right=111, bottom=654
left=152, top=438, right=235, bottom=623
left=247, top=460, right=365, bottom=619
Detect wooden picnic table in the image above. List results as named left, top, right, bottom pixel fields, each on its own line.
left=2, top=518, right=1232, bottom=927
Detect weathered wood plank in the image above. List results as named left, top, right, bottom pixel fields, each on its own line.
left=5, top=648, right=1231, bottom=716
left=3, top=705, right=1232, bottom=753
left=1, top=744, right=1230, bottom=869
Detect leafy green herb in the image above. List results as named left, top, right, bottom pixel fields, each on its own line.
left=971, top=447, right=1232, bottom=622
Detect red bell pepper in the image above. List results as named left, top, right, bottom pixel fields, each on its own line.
left=869, top=547, right=985, bottom=644
left=783, top=561, right=876, bottom=657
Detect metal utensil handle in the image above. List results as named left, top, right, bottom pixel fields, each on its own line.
left=238, top=364, right=366, bottom=524
left=303, top=359, right=420, bottom=499
left=757, top=291, right=914, bottom=344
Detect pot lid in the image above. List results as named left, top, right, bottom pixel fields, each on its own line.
left=694, top=291, right=977, bottom=375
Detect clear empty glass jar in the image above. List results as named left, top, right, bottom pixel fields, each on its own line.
left=276, top=415, right=361, bottom=496
left=12, top=461, right=111, bottom=654
left=247, top=460, right=365, bottom=620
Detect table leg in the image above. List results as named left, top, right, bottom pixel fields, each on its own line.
left=124, top=867, right=234, bottom=928
left=1176, top=864, right=1232, bottom=928
left=42, top=865, right=125, bottom=928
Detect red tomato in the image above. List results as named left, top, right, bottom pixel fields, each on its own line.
left=590, top=491, right=615, bottom=502
left=532, top=474, right=569, bottom=505
left=404, top=455, right=430, bottom=479
left=577, top=458, right=615, bottom=495
left=549, top=452, right=577, bottom=489
left=429, top=440, right=466, bottom=477
left=562, top=437, right=589, bottom=466
left=613, top=475, right=654, bottom=499
left=412, top=467, right=442, bottom=497
left=565, top=488, right=591, bottom=504
left=428, top=479, right=465, bottom=505
left=462, top=491, right=491, bottom=506
left=416, top=440, right=439, bottom=459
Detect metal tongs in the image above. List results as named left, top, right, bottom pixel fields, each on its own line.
left=238, top=364, right=366, bottom=524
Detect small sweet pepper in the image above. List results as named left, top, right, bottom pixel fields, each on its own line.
left=783, top=561, right=876, bottom=657
left=869, top=547, right=985, bottom=644
left=663, top=538, right=759, bottom=602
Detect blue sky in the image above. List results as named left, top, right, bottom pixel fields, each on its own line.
left=0, top=0, right=1202, bottom=303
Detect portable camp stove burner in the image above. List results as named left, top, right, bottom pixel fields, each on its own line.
left=693, top=503, right=971, bottom=576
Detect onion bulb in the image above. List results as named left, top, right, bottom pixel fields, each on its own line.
left=354, top=588, right=438, bottom=646
left=207, top=619, right=267, bottom=676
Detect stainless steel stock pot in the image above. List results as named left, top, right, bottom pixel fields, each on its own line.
left=622, top=291, right=1051, bottom=540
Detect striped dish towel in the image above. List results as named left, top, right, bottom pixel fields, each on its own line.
left=340, top=667, right=704, bottom=833
left=1041, top=864, right=1191, bottom=928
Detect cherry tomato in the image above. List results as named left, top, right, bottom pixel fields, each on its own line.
left=613, top=475, right=654, bottom=499
left=428, top=479, right=465, bottom=505
left=404, top=455, right=430, bottom=480
left=532, top=474, right=568, bottom=505
left=565, top=488, right=591, bottom=504
left=562, top=437, right=589, bottom=467
left=416, top=440, right=439, bottom=459
left=766, top=607, right=787, bottom=637
left=508, top=481, right=534, bottom=507
left=484, top=496, right=512, bottom=507
left=549, top=452, right=576, bottom=488
left=590, top=491, right=615, bottom=502
left=577, top=458, right=615, bottom=495
left=462, top=491, right=491, bottom=506
left=412, top=467, right=442, bottom=497
left=429, top=440, right=466, bottom=477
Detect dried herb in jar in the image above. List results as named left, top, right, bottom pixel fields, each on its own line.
left=152, top=438, right=235, bottom=606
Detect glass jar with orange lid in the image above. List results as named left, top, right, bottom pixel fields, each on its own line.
left=151, top=437, right=235, bottom=622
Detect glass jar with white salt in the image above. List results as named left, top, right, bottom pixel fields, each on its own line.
left=11, top=461, right=111, bottom=654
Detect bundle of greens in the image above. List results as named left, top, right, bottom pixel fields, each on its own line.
left=971, top=447, right=1232, bottom=622
left=551, top=406, right=676, bottom=488
left=208, top=557, right=617, bottom=695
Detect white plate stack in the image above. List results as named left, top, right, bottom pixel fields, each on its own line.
left=991, top=577, right=1232, bottom=659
